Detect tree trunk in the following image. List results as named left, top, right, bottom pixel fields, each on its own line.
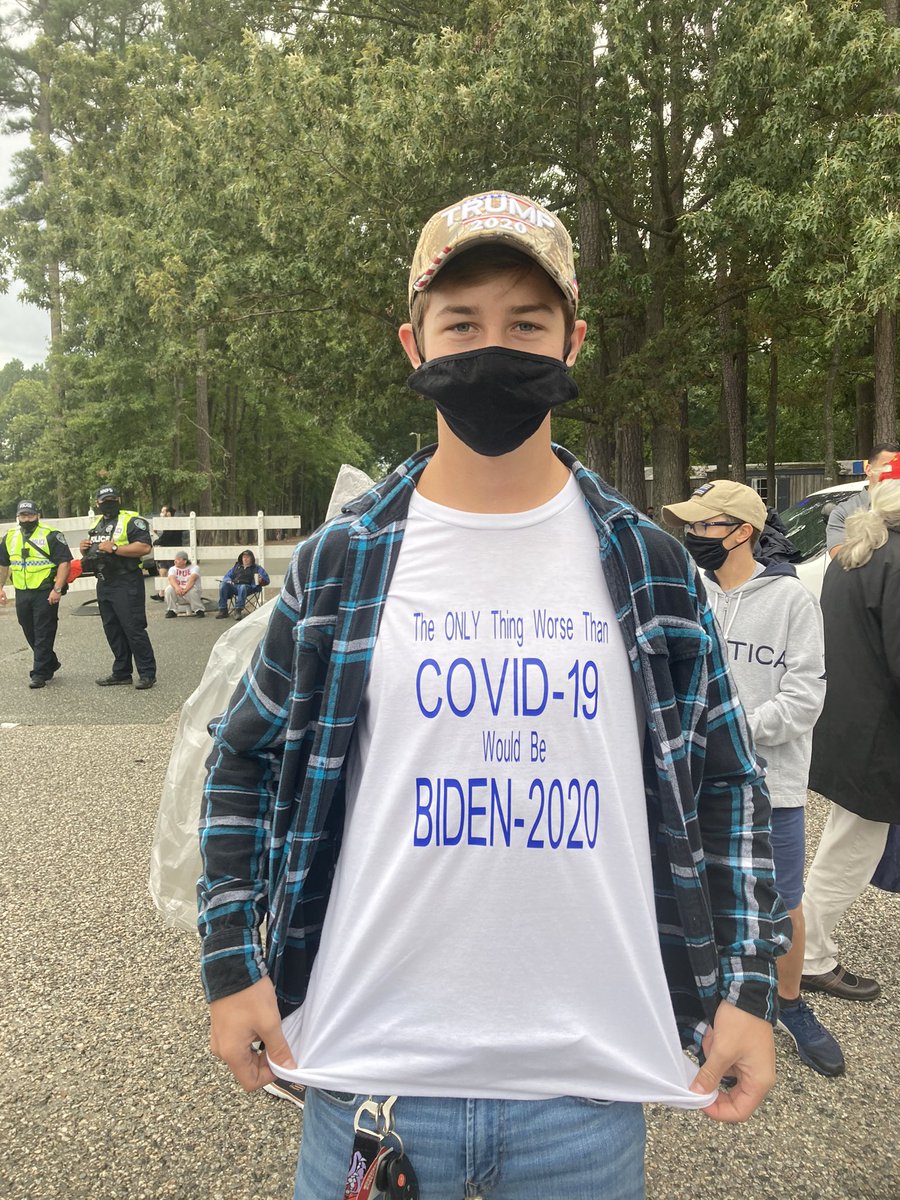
left=37, top=67, right=68, bottom=516
left=856, top=377, right=875, bottom=458
left=823, top=343, right=841, bottom=485
left=766, top=350, right=778, bottom=503
left=575, top=172, right=615, bottom=481
left=195, top=327, right=213, bottom=515
left=223, top=381, right=238, bottom=511
left=716, top=383, right=729, bottom=479
left=874, top=309, right=897, bottom=444
left=173, top=373, right=183, bottom=473
left=650, top=419, right=686, bottom=513
left=617, top=418, right=647, bottom=510
left=716, top=256, right=746, bottom=483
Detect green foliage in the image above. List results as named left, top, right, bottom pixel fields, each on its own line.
left=1, top=1, right=896, bottom=515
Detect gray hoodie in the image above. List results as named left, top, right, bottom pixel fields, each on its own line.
left=704, top=561, right=826, bottom=807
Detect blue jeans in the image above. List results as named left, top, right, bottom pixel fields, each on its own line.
left=294, top=1090, right=645, bottom=1200
left=218, top=580, right=258, bottom=611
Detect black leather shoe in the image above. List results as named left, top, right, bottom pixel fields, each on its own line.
left=96, top=675, right=133, bottom=686
left=801, top=964, right=881, bottom=1002
left=29, top=678, right=46, bottom=689
left=134, top=676, right=156, bottom=690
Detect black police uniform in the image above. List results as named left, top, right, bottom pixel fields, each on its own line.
left=0, top=526, right=73, bottom=682
left=87, top=510, right=157, bottom=682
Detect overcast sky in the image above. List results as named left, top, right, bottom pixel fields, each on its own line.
left=1, top=128, right=51, bottom=369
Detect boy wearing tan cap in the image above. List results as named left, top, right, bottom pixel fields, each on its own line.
left=663, top=480, right=844, bottom=1078
left=200, top=193, right=788, bottom=1199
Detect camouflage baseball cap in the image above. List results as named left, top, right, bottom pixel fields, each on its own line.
left=409, top=190, right=579, bottom=311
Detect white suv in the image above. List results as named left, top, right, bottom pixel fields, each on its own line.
left=779, top=481, right=867, bottom=598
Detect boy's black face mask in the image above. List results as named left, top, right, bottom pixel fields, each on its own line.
left=683, top=531, right=732, bottom=571
left=407, top=346, right=578, bottom=458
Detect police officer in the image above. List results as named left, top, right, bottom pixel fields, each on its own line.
left=80, top=485, right=158, bottom=689
left=0, top=500, right=73, bottom=688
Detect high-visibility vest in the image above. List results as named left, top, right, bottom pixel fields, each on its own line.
left=89, top=510, right=144, bottom=566
left=5, top=523, right=57, bottom=590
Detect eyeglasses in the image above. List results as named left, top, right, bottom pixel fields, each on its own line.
left=684, top=521, right=741, bottom=535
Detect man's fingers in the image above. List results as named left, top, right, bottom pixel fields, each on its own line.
left=207, top=978, right=296, bottom=1091
left=700, top=1078, right=767, bottom=1124
left=689, top=1032, right=732, bottom=1097
left=262, top=1027, right=298, bottom=1072
left=690, top=1058, right=725, bottom=1097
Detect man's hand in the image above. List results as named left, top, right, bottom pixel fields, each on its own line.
left=690, top=1001, right=775, bottom=1123
left=48, top=589, right=61, bottom=606
left=208, top=977, right=298, bottom=1091
left=79, top=538, right=91, bottom=553
left=98, top=539, right=116, bottom=554
left=0, top=590, right=7, bottom=606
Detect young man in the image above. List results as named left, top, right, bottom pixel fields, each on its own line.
left=0, top=500, right=72, bottom=687
left=164, top=550, right=205, bottom=617
left=662, top=481, right=843, bottom=1078
left=200, top=191, right=789, bottom=1199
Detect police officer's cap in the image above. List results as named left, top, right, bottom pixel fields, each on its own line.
left=16, top=499, right=39, bottom=516
left=96, top=485, right=120, bottom=502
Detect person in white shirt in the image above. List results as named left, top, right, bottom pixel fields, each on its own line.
left=201, top=191, right=788, bottom=1200
left=165, top=551, right=205, bottom=617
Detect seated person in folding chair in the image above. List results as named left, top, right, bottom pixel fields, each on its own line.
left=164, top=551, right=205, bottom=617
left=216, top=549, right=269, bottom=620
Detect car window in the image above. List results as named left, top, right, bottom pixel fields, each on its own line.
left=780, top=489, right=861, bottom=561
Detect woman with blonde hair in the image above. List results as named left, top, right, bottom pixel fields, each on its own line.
left=801, top=458, right=900, bottom=1003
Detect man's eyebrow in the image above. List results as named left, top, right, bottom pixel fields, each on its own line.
left=432, top=304, right=478, bottom=317
left=509, top=303, right=555, bottom=315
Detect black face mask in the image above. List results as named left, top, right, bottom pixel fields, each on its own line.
left=684, top=530, right=741, bottom=571
left=407, top=347, right=578, bottom=458
left=18, top=519, right=38, bottom=535
left=99, top=501, right=119, bottom=519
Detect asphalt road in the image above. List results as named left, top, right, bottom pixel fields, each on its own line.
left=0, top=589, right=896, bottom=1199
left=0, top=576, right=237, bottom=726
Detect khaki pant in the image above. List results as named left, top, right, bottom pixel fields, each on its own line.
left=165, top=583, right=204, bottom=614
left=803, top=802, right=889, bottom=975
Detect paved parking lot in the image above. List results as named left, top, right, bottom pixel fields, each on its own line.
left=0, top=590, right=895, bottom=1199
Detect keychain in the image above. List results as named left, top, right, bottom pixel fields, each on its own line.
left=343, top=1097, right=419, bottom=1200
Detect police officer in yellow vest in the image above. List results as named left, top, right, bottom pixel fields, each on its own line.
left=79, top=485, right=157, bottom=690
left=0, top=499, right=73, bottom=688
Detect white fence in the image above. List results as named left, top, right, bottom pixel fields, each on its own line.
left=1, top=511, right=302, bottom=596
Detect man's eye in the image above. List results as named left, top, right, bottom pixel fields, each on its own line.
left=516, top=322, right=538, bottom=332
left=450, top=322, right=473, bottom=333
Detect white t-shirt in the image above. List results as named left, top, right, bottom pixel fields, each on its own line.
left=167, top=563, right=200, bottom=589
left=278, top=477, right=712, bottom=1108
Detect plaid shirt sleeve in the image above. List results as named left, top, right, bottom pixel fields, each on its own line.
left=692, top=580, right=790, bottom=1022
left=198, top=545, right=310, bottom=1003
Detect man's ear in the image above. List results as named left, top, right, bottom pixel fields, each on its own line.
left=565, top=319, right=588, bottom=367
left=399, top=324, right=422, bottom=368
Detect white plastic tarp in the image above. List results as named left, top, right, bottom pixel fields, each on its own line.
left=148, top=465, right=374, bottom=934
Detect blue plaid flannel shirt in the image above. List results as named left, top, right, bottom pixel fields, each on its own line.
left=199, top=446, right=790, bottom=1048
